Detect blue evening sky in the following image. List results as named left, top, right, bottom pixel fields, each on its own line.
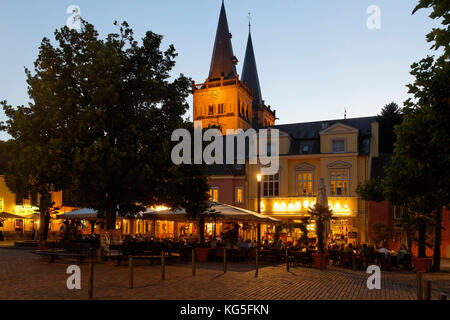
left=0, top=0, right=440, bottom=140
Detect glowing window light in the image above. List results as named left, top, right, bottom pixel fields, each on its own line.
left=288, top=203, right=295, bottom=211
left=280, top=202, right=287, bottom=211
left=344, top=204, right=349, bottom=210
left=303, top=201, right=309, bottom=209
left=153, top=205, right=169, bottom=212
left=311, top=201, right=316, bottom=207
left=295, top=202, right=301, bottom=211
left=329, top=204, right=334, bottom=210
left=334, top=204, right=341, bottom=211
left=260, top=202, right=265, bottom=212
left=273, top=202, right=280, bottom=211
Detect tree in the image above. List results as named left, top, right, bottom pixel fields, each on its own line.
left=2, top=20, right=209, bottom=237
left=376, top=102, right=403, bottom=154
left=371, top=222, right=392, bottom=247
left=359, top=0, right=450, bottom=271
left=413, top=0, right=450, bottom=62
left=356, top=177, right=385, bottom=202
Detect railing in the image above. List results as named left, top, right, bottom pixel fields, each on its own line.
left=192, top=78, right=253, bottom=97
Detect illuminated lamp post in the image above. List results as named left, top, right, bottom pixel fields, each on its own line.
left=257, top=174, right=262, bottom=245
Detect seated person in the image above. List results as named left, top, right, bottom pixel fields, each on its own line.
left=397, top=244, right=408, bottom=261
left=344, top=243, right=354, bottom=253
left=378, top=245, right=389, bottom=258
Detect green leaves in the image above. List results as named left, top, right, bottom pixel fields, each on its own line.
left=2, top=19, right=209, bottom=231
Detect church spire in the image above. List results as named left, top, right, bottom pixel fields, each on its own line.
left=242, top=28, right=263, bottom=106
left=209, top=1, right=238, bottom=81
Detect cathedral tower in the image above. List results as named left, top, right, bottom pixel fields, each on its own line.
left=241, top=24, right=276, bottom=128
left=193, top=1, right=254, bottom=134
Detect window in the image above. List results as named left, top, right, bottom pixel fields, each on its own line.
left=332, top=139, right=346, bottom=153
left=329, top=170, right=349, bottom=196
left=263, top=173, right=280, bottom=197
left=302, top=145, right=310, bottom=154
left=235, top=187, right=244, bottom=204
left=218, top=103, right=224, bottom=114
left=0, top=198, right=3, bottom=212
left=297, top=171, right=313, bottom=196
left=209, top=187, right=219, bottom=202
left=394, top=206, right=409, bottom=220
left=208, top=105, right=214, bottom=115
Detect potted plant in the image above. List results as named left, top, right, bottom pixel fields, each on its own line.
left=308, top=204, right=333, bottom=270
left=408, top=214, right=434, bottom=272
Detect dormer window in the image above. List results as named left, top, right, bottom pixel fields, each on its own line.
left=332, top=139, right=346, bottom=153
left=302, top=145, right=310, bottom=154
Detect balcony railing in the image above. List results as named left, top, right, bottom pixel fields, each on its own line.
left=192, top=77, right=253, bottom=97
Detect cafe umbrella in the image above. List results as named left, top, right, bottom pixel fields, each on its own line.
left=316, top=178, right=331, bottom=249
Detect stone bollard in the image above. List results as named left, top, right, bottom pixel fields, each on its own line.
left=223, top=248, right=227, bottom=274
left=416, top=272, right=423, bottom=300
left=88, top=262, right=94, bottom=300
left=255, top=248, right=259, bottom=278
left=192, top=249, right=196, bottom=276
left=425, top=280, right=432, bottom=300
left=161, top=250, right=165, bottom=280
left=129, top=256, right=134, bottom=289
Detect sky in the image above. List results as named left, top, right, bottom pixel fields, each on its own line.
left=0, top=0, right=441, bottom=141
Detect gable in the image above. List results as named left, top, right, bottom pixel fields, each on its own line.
left=319, top=123, right=358, bottom=135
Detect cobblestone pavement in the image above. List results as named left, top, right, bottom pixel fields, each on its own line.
left=0, top=249, right=449, bottom=300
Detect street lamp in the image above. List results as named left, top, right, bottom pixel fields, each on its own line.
left=257, top=173, right=262, bottom=245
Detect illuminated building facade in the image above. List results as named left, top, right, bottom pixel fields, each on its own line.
left=246, top=118, right=380, bottom=245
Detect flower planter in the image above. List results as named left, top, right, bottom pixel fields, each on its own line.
left=195, top=248, right=211, bottom=262
left=313, top=253, right=329, bottom=269
left=412, top=257, right=432, bottom=273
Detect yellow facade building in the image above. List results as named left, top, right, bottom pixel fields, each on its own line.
left=246, top=118, right=379, bottom=245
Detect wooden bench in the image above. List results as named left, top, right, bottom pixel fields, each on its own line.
left=33, top=248, right=94, bottom=264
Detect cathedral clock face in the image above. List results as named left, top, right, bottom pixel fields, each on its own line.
left=210, top=89, right=221, bottom=101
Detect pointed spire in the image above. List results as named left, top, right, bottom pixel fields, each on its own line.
left=209, top=1, right=237, bottom=80
left=242, top=29, right=263, bottom=106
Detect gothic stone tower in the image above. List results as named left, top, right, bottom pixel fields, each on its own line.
left=193, top=1, right=254, bottom=134
left=241, top=27, right=276, bottom=129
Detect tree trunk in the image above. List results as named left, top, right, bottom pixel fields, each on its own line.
left=317, top=222, right=324, bottom=254
left=432, top=207, right=442, bottom=272
left=38, top=190, right=52, bottom=241
left=418, top=222, right=426, bottom=258
left=198, top=216, right=205, bottom=245
left=105, top=199, right=117, bottom=231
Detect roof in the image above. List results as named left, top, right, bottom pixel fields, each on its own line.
left=242, top=31, right=262, bottom=106
left=206, top=164, right=245, bottom=176
left=208, top=1, right=237, bottom=81
left=143, top=203, right=281, bottom=224
left=59, top=208, right=98, bottom=220
left=273, top=116, right=377, bottom=155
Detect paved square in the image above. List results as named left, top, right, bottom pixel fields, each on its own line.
left=0, top=249, right=449, bottom=300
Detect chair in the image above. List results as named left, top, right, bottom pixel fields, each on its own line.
left=341, top=252, right=354, bottom=268
left=214, top=248, right=225, bottom=262
left=377, top=253, right=391, bottom=270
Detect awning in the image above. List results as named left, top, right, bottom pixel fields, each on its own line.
left=142, top=203, right=282, bottom=225
left=141, top=208, right=188, bottom=221
left=0, top=212, right=23, bottom=219
left=210, top=203, right=282, bottom=224
left=58, top=208, right=98, bottom=220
